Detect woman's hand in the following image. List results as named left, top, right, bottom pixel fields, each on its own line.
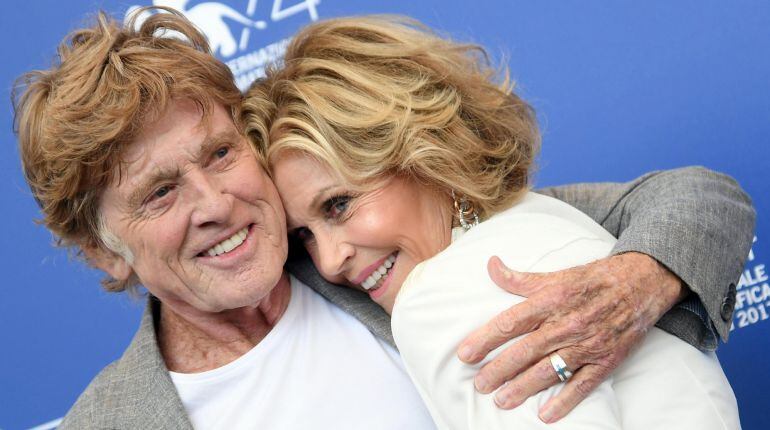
left=457, top=252, right=686, bottom=423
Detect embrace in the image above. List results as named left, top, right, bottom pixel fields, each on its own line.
left=13, top=7, right=754, bottom=429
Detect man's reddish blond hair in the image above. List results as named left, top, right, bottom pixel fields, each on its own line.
left=13, top=7, right=242, bottom=291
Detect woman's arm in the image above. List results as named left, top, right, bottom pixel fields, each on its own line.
left=457, top=165, right=755, bottom=422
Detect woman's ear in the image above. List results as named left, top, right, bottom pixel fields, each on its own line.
left=82, top=242, right=132, bottom=282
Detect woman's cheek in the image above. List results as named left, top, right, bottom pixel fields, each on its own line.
left=358, top=209, right=396, bottom=239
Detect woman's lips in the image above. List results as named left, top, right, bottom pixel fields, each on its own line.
left=368, top=253, right=397, bottom=300
left=353, top=253, right=392, bottom=286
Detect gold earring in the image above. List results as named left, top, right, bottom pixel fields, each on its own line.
left=452, top=191, right=479, bottom=230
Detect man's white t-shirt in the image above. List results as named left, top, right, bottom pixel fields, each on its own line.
left=170, top=275, right=436, bottom=429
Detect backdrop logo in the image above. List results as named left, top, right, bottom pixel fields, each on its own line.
left=732, top=236, right=769, bottom=330
left=125, top=0, right=321, bottom=90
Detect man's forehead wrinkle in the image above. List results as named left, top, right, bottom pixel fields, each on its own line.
left=105, top=139, right=146, bottom=189
left=118, top=145, right=153, bottom=187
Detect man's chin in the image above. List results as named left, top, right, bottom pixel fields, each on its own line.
left=216, top=279, right=290, bottom=313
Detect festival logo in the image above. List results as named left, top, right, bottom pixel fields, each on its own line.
left=125, top=0, right=321, bottom=90
left=733, top=235, right=769, bottom=330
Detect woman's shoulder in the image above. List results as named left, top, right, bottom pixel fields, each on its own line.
left=400, top=191, right=618, bottom=299
left=483, top=192, right=614, bottom=239
left=448, top=192, right=614, bottom=257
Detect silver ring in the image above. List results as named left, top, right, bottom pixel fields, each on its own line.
left=549, top=353, right=573, bottom=382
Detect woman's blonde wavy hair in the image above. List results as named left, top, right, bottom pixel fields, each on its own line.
left=12, top=7, right=243, bottom=292
left=243, top=15, right=540, bottom=220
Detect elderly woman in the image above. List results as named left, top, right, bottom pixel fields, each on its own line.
left=244, top=16, right=741, bottom=429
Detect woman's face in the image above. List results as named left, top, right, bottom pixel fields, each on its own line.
left=272, top=153, right=453, bottom=313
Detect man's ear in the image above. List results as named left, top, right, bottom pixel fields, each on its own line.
left=82, top=243, right=132, bottom=282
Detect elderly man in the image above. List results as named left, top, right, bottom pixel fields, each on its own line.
left=13, top=8, right=754, bottom=429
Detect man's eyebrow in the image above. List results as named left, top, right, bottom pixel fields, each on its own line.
left=127, top=165, right=182, bottom=207
left=197, top=129, right=244, bottom=163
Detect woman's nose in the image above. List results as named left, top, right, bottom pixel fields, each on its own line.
left=316, top=229, right=355, bottom=279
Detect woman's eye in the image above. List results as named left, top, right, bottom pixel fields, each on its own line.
left=326, top=196, right=350, bottom=219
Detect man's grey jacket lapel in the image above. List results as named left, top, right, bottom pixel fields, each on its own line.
left=59, top=298, right=193, bottom=429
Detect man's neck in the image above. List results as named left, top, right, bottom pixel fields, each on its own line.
left=157, top=271, right=293, bottom=373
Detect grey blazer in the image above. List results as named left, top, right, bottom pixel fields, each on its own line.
left=59, top=166, right=756, bottom=429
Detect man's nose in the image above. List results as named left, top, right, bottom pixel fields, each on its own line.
left=316, top=229, right=355, bottom=280
left=189, top=171, right=233, bottom=227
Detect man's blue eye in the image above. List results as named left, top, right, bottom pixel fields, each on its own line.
left=215, top=147, right=229, bottom=158
left=155, top=186, right=171, bottom=198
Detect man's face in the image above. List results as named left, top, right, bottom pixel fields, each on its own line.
left=96, top=99, right=287, bottom=313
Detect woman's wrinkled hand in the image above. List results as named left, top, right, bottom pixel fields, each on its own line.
left=457, top=252, right=686, bottom=423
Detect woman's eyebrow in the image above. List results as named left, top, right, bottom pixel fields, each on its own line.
left=310, top=185, right=337, bottom=211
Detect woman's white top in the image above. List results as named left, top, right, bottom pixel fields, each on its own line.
left=170, top=275, right=436, bottom=430
left=392, top=192, right=740, bottom=430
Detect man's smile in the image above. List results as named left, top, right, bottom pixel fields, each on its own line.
left=196, top=224, right=253, bottom=257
